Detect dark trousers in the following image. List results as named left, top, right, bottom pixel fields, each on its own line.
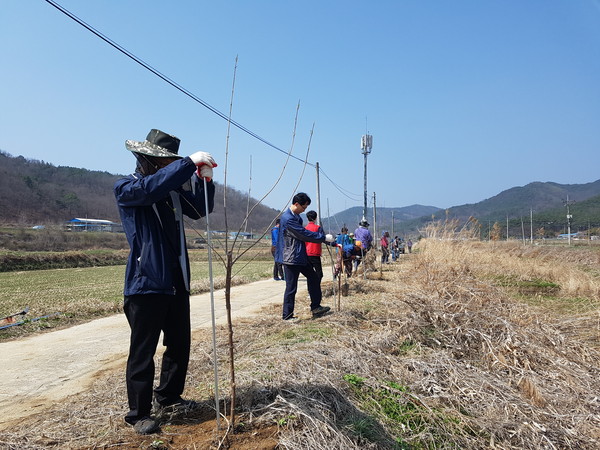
left=123, top=281, right=190, bottom=423
left=342, top=257, right=353, bottom=277
left=307, top=255, right=323, bottom=282
left=381, top=247, right=389, bottom=264
left=273, top=260, right=284, bottom=279
left=272, top=247, right=284, bottom=279
left=282, top=264, right=322, bottom=319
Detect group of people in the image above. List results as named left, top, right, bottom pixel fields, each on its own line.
left=332, top=220, right=374, bottom=278
left=113, top=127, right=409, bottom=435
left=271, top=213, right=381, bottom=283
left=380, top=233, right=413, bottom=263
left=271, top=193, right=337, bottom=321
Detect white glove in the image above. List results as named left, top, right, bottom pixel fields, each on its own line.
left=189, top=151, right=215, bottom=167
left=197, top=165, right=213, bottom=181
left=325, top=234, right=335, bottom=243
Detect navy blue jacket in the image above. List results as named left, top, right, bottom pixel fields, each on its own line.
left=114, top=157, right=215, bottom=296
left=275, top=207, right=325, bottom=266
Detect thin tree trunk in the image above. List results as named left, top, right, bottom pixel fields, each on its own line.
left=224, top=251, right=236, bottom=427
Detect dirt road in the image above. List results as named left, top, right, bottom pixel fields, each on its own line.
left=0, top=278, right=293, bottom=430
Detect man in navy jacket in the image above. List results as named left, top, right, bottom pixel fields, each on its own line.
left=114, top=129, right=215, bottom=434
left=275, top=192, right=335, bottom=321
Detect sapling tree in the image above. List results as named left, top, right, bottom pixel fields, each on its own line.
left=185, top=58, right=315, bottom=435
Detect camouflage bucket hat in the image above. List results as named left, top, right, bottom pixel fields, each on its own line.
left=125, top=129, right=182, bottom=158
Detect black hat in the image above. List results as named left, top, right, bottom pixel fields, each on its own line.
left=125, top=129, right=182, bottom=158
left=359, top=220, right=370, bottom=227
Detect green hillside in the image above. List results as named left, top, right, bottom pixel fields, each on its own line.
left=3, top=150, right=599, bottom=239
left=0, top=150, right=279, bottom=233
left=441, top=180, right=600, bottom=223
left=398, top=180, right=600, bottom=237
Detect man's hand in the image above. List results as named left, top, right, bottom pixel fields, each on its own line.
left=197, top=164, right=213, bottom=181
left=325, top=234, right=335, bottom=243
left=189, top=151, right=217, bottom=181
left=189, top=151, right=216, bottom=167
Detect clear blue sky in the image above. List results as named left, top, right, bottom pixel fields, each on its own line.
left=2, top=1, right=600, bottom=216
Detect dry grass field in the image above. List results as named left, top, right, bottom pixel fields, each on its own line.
left=1, top=238, right=599, bottom=449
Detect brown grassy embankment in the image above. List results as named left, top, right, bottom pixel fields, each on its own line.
left=1, top=238, right=599, bottom=448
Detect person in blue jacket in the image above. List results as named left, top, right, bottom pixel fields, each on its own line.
left=114, top=129, right=215, bottom=434
left=275, top=192, right=335, bottom=321
left=334, top=227, right=355, bottom=278
left=270, top=218, right=284, bottom=280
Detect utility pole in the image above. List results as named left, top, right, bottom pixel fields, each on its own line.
left=392, top=211, right=395, bottom=237
left=373, top=191, right=378, bottom=247
left=530, top=208, right=533, bottom=244
left=361, top=134, right=373, bottom=222
left=564, top=195, right=575, bottom=246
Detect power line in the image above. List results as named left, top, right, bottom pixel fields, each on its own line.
left=44, top=0, right=361, bottom=202
left=44, top=0, right=309, bottom=166
left=319, top=167, right=362, bottom=202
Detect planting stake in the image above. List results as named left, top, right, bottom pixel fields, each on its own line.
left=203, top=176, right=221, bottom=428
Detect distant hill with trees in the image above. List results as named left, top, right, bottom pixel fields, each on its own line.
left=0, top=151, right=280, bottom=234
left=400, top=180, right=600, bottom=237
left=325, top=205, right=442, bottom=236
left=441, top=180, right=600, bottom=222
left=3, top=151, right=599, bottom=239
left=328, top=181, right=600, bottom=238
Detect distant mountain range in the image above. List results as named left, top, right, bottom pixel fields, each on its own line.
left=2, top=151, right=599, bottom=237
left=439, top=180, right=600, bottom=222
left=326, top=180, right=600, bottom=237
left=324, top=205, right=442, bottom=235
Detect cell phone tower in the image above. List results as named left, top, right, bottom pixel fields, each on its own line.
left=361, top=133, right=373, bottom=222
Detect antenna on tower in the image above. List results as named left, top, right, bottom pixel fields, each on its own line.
left=361, top=126, right=373, bottom=222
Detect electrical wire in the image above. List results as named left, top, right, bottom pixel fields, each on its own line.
left=319, top=167, right=362, bottom=202
left=44, top=0, right=310, bottom=166
left=44, top=0, right=363, bottom=203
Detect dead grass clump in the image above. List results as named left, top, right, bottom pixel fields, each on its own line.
left=394, top=240, right=600, bottom=447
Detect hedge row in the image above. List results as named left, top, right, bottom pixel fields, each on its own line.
left=0, top=250, right=129, bottom=272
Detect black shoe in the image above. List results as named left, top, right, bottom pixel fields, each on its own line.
left=131, top=416, right=160, bottom=434
left=283, top=316, right=300, bottom=323
left=311, top=306, right=331, bottom=317
left=153, top=398, right=200, bottom=418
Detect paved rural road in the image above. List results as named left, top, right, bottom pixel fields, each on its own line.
left=0, top=278, right=296, bottom=430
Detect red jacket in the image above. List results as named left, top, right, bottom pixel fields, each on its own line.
left=305, top=222, right=322, bottom=256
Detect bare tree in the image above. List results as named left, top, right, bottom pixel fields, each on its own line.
left=182, top=58, right=314, bottom=437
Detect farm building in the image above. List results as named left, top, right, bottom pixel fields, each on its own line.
left=65, top=218, right=122, bottom=232
left=229, top=231, right=255, bottom=239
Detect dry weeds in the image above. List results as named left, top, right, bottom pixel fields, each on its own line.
left=1, top=237, right=599, bottom=449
